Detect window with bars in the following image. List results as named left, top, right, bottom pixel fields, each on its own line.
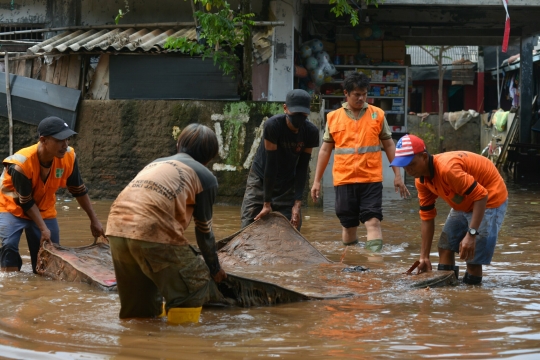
left=0, top=25, right=45, bottom=41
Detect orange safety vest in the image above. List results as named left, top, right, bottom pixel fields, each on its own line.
left=0, top=143, right=76, bottom=220
left=327, top=105, right=384, bottom=186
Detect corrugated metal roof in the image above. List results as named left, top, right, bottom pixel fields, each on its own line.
left=407, top=46, right=478, bottom=66
left=28, top=27, right=274, bottom=63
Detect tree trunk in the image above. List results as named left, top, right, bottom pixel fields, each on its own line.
left=438, top=47, right=444, bottom=153
left=242, top=0, right=253, bottom=100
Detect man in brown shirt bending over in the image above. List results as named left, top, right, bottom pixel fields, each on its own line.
left=106, top=123, right=227, bottom=324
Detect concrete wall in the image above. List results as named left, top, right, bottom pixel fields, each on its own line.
left=407, top=113, right=481, bottom=153
left=0, top=0, right=265, bottom=27
left=0, top=100, right=312, bottom=205
left=0, top=0, right=47, bottom=24
left=0, top=102, right=486, bottom=206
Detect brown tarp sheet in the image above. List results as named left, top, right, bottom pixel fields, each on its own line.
left=36, top=213, right=457, bottom=306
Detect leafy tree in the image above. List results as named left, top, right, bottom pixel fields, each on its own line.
left=329, top=0, right=384, bottom=26
left=164, top=0, right=254, bottom=77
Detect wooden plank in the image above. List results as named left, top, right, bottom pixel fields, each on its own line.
left=66, top=55, right=81, bottom=90
left=16, top=59, right=26, bottom=77
left=39, top=60, right=47, bottom=81
left=52, top=58, right=63, bottom=85
left=45, top=61, right=56, bottom=83
left=9, top=58, right=18, bottom=75
left=94, top=66, right=109, bottom=100
left=88, top=54, right=110, bottom=99
left=24, top=59, right=33, bottom=78
left=59, top=56, right=70, bottom=87
left=31, top=58, right=41, bottom=79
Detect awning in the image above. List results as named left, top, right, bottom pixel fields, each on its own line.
left=28, top=27, right=273, bottom=64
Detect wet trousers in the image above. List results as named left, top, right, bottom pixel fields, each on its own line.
left=109, top=236, right=223, bottom=319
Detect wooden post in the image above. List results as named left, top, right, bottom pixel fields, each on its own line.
left=4, top=53, right=13, bottom=156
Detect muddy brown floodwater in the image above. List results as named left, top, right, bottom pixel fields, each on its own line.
left=1, top=182, right=540, bottom=359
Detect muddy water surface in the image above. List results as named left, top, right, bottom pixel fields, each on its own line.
left=1, top=183, right=540, bottom=359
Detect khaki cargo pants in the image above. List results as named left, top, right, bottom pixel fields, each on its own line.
left=109, top=236, right=223, bottom=319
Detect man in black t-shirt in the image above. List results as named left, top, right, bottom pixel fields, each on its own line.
left=241, top=89, right=319, bottom=230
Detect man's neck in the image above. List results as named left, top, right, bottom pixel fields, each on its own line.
left=37, top=143, right=54, bottom=165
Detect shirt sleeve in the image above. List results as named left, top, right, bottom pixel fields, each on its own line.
left=379, top=116, right=393, bottom=141
left=7, top=165, right=35, bottom=211
left=322, top=122, right=335, bottom=143
left=416, top=179, right=438, bottom=221
left=66, top=158, right=88, bottom=197
left=263, top=118, right=280, bottom=145
left=193, top=185, right=221, bottom=276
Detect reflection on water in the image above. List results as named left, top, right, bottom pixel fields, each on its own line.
left=1, top=182, right=540, bottom=359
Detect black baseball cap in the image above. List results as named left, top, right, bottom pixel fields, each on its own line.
left=37, top=117, right=77, bottom=140
left=286, top=89, right=311, bottom=114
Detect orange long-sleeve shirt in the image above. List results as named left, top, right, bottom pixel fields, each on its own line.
left=416, top=151, right=508, bottom=221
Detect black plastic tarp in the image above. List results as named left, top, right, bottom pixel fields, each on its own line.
left=0, top=72, right=80, bottom=129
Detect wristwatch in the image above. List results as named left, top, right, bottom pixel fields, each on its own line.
left=468, top=228, right=478, bottom=236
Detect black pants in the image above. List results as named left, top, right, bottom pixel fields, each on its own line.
left=240, top=171, right=302, bottom=230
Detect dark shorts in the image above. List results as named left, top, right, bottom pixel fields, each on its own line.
left=109, top=236, right=223, bottom=319
left=240, top=170, right=301, bottom=229
left=334, top=182, right=383, bottom=228
left=438, top=199, right=508, bottom=265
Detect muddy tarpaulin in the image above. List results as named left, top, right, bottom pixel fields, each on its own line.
left=37, top=238, right=117, bottom=291
left=36, top=213, right=457, bottom=306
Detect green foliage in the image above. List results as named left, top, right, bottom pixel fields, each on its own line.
left=222, top=102, right=250, bottom=165
left=410, top=122, right=440, bottom=154
left=115, top=1, right=130, bottom=25
left=164, top=1, right=254, bottom=76
left=329, top=0, right=384, bottom=26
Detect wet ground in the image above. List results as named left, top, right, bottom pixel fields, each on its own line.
left=1, top=181, right=540, bottom=359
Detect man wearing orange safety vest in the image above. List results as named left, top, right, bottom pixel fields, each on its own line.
left=390, top=134, right=508, bottom=285
left=0, top=117, right=105, bottom=273
left=311, top=72, right=409, bottom=252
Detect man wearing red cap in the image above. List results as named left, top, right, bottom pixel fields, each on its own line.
left=390, top=134, right=508, bottom=285
left=0, top=116, right=105, bottom=273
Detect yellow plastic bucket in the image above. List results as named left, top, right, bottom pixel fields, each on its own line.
left=167, top=307, right=202, bottom=324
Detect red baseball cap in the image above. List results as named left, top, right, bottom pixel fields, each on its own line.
left=390, top=134, right=426, bottom=167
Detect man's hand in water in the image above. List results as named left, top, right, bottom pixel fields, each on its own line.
left=417, top=258, right=432, bottom=274
left=212, top=269, right=227, bottom=283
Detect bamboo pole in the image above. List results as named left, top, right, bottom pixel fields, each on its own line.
left=4, top=53, right=13, bottom=155
left=0, top=21, right=285, bottom=37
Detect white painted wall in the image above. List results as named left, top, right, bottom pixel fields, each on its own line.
left=268, top=0, right=295, bottom=101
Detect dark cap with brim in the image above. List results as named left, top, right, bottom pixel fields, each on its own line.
left=286, top=89, right=311, bottom=114
left=38, top=116, right=77, bottom=140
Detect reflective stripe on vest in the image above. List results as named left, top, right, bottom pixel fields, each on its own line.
left=4, top=153, right=27, bottom=164
left=334, top=146, right=381, bottom=155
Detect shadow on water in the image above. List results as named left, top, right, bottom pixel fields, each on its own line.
left=1, top=182, right=540, bottom=359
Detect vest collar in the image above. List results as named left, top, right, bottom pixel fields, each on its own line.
left=343, top=102, right=368, bottom=111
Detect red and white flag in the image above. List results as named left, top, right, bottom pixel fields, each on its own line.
left=502, top=0, right=510, bottom=53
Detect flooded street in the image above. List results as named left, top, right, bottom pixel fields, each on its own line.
left=1, top=182, right=540, bottom=359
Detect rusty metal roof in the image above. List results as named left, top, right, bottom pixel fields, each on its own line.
left=28, top=27, right=274, bottom=63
